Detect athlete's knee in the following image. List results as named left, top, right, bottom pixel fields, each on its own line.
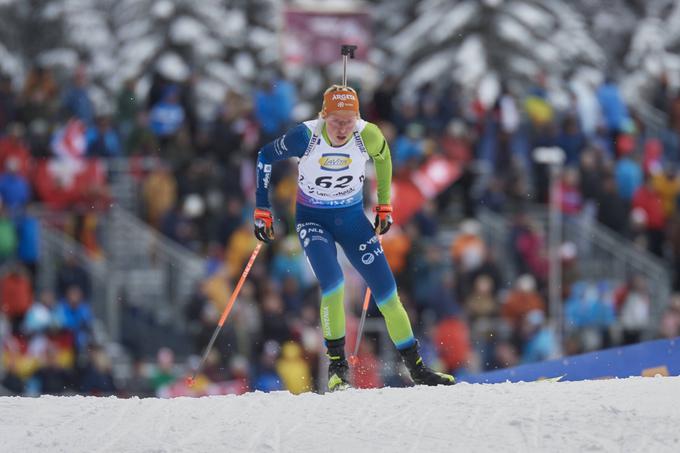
left=375, top=288, right=403, bottom=314
left=321, top=279, right=345, bottom=300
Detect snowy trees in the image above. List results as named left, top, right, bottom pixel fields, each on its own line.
left=0, top=0, right=65, bottom=80
left=0, top=0, right=678, bottom=116
left=371, top=0, right=604, bottom=103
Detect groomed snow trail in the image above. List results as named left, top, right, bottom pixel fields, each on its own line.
left=1, top=377, right=680, bottom=452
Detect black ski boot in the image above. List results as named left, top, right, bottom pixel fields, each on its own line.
left=327, top=337, right=351, bottom=392
left=399, top=341, right=455, bottom=386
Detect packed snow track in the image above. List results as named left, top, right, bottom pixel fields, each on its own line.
left=1, top=377, right=679, bottom=452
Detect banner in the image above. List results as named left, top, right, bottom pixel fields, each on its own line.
left=283, top=8, right=371, bottom=66
left=461, top=337, right=680, bottom=384
left=391, top=155, right=461, bottom=225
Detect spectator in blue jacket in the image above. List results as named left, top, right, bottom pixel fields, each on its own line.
left=56, top=285, right=93, bottom=350
left=149, top=85, right=185, bottom=138
left=615, top=155, right=643, bottom=201
left=0, top=157, right=30, bottom=215
left=62, top=65, right=94, bottom=125
left=254, top=72, right=295, bottom=142
left=86, top=115, right=121, bottom=157
left=597, top=77, right=631, bottom=135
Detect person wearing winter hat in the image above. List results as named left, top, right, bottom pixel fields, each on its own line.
left=254, top=84, right=454, bottom=391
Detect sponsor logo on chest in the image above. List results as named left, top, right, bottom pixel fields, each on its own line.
left=318, top=153, right=352, bottom=171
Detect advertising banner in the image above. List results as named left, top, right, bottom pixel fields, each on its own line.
left=462, top=337, right=680, bottom=383
left=283, top=8, right=371, bottom=66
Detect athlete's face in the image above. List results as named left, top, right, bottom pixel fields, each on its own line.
left=325, top=111, right=357, bottom=146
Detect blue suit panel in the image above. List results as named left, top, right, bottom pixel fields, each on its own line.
left=295, top=203, right=397, bottom=305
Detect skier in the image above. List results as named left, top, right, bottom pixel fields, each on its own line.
left=253, top=83, right=455, bottom=391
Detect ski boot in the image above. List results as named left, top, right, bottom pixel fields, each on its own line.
left=326, top=337, right=351, bottom=392
left=399, top=341, right=455, bottom=386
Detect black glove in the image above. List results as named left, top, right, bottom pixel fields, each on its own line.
left=373, top=204, right=393, bottom=235
left=254, top=208, right=274, bottom=243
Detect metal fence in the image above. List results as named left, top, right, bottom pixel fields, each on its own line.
left=477, top=207, right=673, bottom=333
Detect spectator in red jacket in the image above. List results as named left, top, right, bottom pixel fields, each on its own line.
left=632, top=176, right=666, bottom=256
left=433, top=315, right=471, bottom=374
left=0, top=123, right=33, bottom=178
left=0, top=262, right=33, bottom=334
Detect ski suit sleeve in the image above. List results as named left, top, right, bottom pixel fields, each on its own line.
left=360, top=122, right=392, bottom=205
left=256, top=124, right=311, bottom=209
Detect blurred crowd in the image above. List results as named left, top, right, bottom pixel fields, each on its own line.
left=1, top=58, right=680, bottom=397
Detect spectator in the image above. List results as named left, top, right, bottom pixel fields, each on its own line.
left=61, top=64, right=94, bottom=125
left=464, top=275, right=497, bottom=320
left=0, top=74, right=17, bottom=130
left=596, top=77, right=631, bottom=139
left=79, top=346, right=117, bottom=396
left=433, top=312, right=471, bottom=374
left=270, top=236, right=306, bottom=290
left=393, top=123, right=425, bottom=169
left=670, top=214, right=680, bottom=291
left=520, top=310, right=560, bottom=363
left=596, top=176, right=629, bottom=235
left=16, top=214, right=40, bottom=277
left=56, top=285, right=93, bottom=350
left=381, top=224, right=412, bottom=284
left=22, top=290, right=60, bottom=335
left=149, top=85, right=185, bottom=139
left=142, top=163, right=177, bottom=228
left=0, top=122, right=33, bottom=178
left=614, top=154, right=642, bottom=201
left=253, top=340, right=283, bottom=392
left=86, top=115, right=122, bottom=158
left=451, top=219, right=486, bottom=273
left=617, top=275, right=651, bottom=345
left=150, top=347, right=177, bottom=394
left=275, top=341, right=311, bottom=394
left=501, top=274, right=545, bottom=330
left=564, top=281, right=615, bottom=350
left=21, top=65, right=59, bottom=122
left=0, top=157, right=31, bottom=214
left=511, top=215, right=548, bottom=282
left=371, top=75, right=398, bottom=123
left=0, top=205, right=17, bottom=263
left=1, top=355, right=24, bottom=395
left=557, top=167, right=583, bottom=216
left=651, top=164, right=680, bottom=219
left=0, top=262, right=33, bottom=334
left=116, top=78, right=140, bottom=144
left=32, top=346, right=75, bottom=395
left=253, top=71, right=295, bottom=143
left=557, top=116, right=585, bottom=166
left=632, top=175, right=666, bottom=256
left=657, top=297, right=680, bottom=340
left=478, top=176, right=507, bottom=213
left=578, top=149, right=603, bottom=202
left=260, top=292, right=291, bottom=346
left=56, top=255, right=91, bottom=300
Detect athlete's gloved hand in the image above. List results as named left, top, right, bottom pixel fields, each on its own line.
left=373, top=204, right=393, bottom=235
left=254, top=208, right=275, bottom=243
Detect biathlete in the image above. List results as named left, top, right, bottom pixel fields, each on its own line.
left=254, top=84, right=455, bottom=391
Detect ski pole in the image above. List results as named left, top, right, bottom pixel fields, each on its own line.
left=341, top=44, right=357, bottom=87
left=186, top=242, right=262, bottom=386
left=348, top=234, right=382, bottom=367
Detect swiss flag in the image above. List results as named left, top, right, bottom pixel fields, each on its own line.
left=50, top=118, right=87, bottom=159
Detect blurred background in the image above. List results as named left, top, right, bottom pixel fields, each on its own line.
left=0, top=0, right=679, bottom=397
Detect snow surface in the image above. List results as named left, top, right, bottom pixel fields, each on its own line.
left=2, top=377, right=680, bottom=452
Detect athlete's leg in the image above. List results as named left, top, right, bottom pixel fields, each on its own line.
left=334, top=208, right=415, bottom=350
left=295, top=220, right=346, bottom=341
left=335, top=208, right=454, bottom=385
